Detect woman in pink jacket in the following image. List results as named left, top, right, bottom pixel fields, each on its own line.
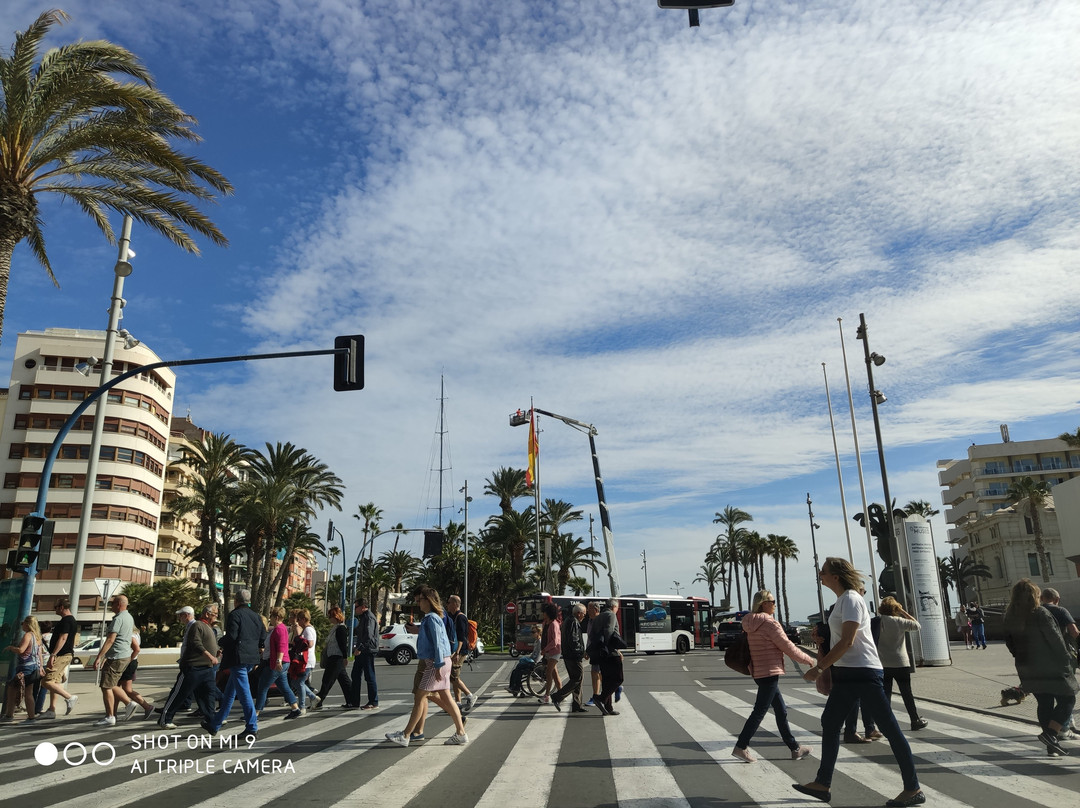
left=732, top=590, right=817, bottom=763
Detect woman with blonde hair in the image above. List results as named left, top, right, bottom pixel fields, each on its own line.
left=1004, top=578, right=1078, bottom=756
left=732, top=590, right=816, bottom=762
left=877, top=597, right=927, bottom=731
left=2, top=615, right=44, bottom=723
left=797, top=557, right=922, bottom=807
left=386, top=586, right=468, bottom=747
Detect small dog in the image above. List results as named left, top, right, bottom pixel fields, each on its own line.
left=1000, top=686, right=1026, bottom=706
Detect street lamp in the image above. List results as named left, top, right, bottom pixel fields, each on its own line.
left=459, top=482, right=472, bottom=616
left=69, top=215, right=136, bottom=620
left=806, top=493, right=825, bottom=618
left=856, top=313, right=907, bottom=610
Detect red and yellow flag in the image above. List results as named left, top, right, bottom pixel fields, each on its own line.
left=526, top=409, right=538, bottom=488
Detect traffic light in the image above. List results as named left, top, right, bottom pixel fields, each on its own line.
left=333, top=335, right=365, bottom=391
left=7, top=515, right=47, bottom=574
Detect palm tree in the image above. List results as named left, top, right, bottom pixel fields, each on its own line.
left=693, top=560, right=724, bottom=611
left=1058, top=428, right=1080, bottom=447
left=483, top=467, right=529, bottom=515
left=170, top=432, right=253, bottom=604
left=740, top=531, right=769, bottom=593
left=1007, top=476, right=1053, bottom=582
left=0, top=10, right=233, bottom=345
left=712, top=506, right=753, bottom=610
left=773, top=535, right=799, bottom=624
left=378, top=550, right=424, bottom=615
left=567, top=576, right=593, bottom=596
left=763, top=534, right=791, bottom=623
left=903, top=500, right=940, bottom=519
left=541, top=498, right=583, bottom=587
left=952, top=556, right=992, bottom=603
left=353, top=502, right=384, bottom=567
left=548, top=534, right=604, bottom=595
left=484, top=507, right=536, bottom=583
left=937, top=556, right=955, bottom=616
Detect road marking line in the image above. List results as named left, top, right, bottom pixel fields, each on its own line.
left=694, top=680, right=705, bottom=688
left=474, top=704, right=568, bottom=807
left=606, top=695, right=691, bottom=808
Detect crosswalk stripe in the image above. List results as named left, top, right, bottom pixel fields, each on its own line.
left=192, top=712, right=404, bottom=808
left=653, top=691, right=814, bottom=805
left=473, top=703, right=569, bottom=808
left=35, top=703, right=408, bottom=808
left=605, top=696, right=691, bottom=808
left=701, top=690, right=974, bottom=808
left=337, top=690, right=519, bottom=806
left=778, top=692, right=1080, bottom=802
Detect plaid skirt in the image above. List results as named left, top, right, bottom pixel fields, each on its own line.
left=418, top=657, right=453, bottom=692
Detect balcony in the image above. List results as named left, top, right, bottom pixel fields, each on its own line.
left=945, top=498, right=980, bottom=525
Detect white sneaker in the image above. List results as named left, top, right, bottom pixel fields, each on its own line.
left=122, top=701, right=139, bottom=722
left=39, top=710, right=57, bottom=720
left=94, top=716, right=117, bottom=727
left=462, top=694, right=477, bottom=713
left=159, top=722, right=179, bottom=730
left=445, top=732, right=469, bottom=745
left=385, top=731, right=409, bottom=748
left=65, top=695, right=79, bottom=715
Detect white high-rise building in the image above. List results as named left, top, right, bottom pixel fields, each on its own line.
left=0, top=329, right=176, bottom=620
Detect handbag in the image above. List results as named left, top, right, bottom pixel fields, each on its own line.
left=608, top=631, right=628, bottom=651
left=724, top=632, right=752, bottom=675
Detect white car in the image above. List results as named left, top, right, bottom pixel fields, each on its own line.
left=70, top=637, right=105, bottom=668
left=377, top=624, right=484, bottom=665
left=378, top=624, right=417, bottom=665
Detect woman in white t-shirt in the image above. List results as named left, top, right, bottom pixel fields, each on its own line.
left=795, top=557, right=923, bottom=808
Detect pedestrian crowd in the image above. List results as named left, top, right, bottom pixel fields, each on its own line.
left=4, top=570, right=1078, bottom=808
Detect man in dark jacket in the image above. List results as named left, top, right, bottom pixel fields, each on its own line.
left=587, top=599, right=624, bottom=716
left=160, top=603, right=220, bottom=729
left=350, top=598, right=380, bottom=709
left=205, top=589, right=266, bottom=739
left=549, top=603, right=587, bottom=712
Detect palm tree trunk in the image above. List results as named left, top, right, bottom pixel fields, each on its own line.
left=773, top=557, right=782, bottom=624
left=1031, top=507, right=1051, bottom=583
left=781, top=559, right=790, bottom=623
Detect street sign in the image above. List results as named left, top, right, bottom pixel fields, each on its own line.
left=506, top=602, right=517, bottom=614
left=94, top=578, right=122, bottom=600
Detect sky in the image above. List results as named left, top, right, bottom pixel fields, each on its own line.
left=2, top=1, right=1079, bottom=622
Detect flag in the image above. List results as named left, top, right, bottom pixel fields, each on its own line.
left=526, top=409, right=538, bottom=488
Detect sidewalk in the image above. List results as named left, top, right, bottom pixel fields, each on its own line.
left=910, top=640, right=1044, bottom=726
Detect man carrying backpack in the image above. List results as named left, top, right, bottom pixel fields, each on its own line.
left=446, top=595, right=477, bottom=714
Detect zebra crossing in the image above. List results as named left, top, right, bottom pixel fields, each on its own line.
left=2, top=664, right=1077, bottom=808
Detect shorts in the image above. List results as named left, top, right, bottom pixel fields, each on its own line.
left=44, top=654, right=72, bottom=684
left=120, top=658, right=139, bottom=683
left=450, top=657, right=463, bottom=682
left=99, top=657, right=131, bottom=689
left=412, top=659, right=426, bottom=695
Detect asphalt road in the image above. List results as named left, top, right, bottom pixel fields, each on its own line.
left=2, top=652, right=1078, bottom=808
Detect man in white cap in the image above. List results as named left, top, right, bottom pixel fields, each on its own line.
left=158, top=604, right=219, bottom=729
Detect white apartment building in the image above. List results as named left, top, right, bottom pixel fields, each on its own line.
left=938, top=433, right=1080, bottom=604
left=0, top=329, right=175, bottom=619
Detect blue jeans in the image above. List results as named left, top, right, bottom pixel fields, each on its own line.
left=971, top=623, right=986, bottom=648
left=350, top=652, right=378, bottom=706
left=294, top=669, right=317, bottom=709
left=736, top=675, right=799, bottom=750
left=816, top=667, right=919, bottom=791
left=255, top=662, right=297, bottom=711
left=212, top=663, right=257, bottom=734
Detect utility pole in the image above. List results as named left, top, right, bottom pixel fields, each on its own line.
left=641, top=549, right=649, bottom=593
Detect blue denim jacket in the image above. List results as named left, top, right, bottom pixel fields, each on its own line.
left=417, top=612, right=451, bottom=667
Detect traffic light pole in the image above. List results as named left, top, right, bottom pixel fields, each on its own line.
left=15, top=343, right=356, bottom=624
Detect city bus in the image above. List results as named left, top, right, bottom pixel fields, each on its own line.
left=512, top=593, right=713, bottom=655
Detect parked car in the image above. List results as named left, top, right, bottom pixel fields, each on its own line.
left=712, top=620, right=744, bottom=650
left=71, top=636, right=105, bottom=668
left=378, top=623, right=417, bottom=665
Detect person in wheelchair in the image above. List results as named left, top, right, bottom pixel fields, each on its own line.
left=508, top=625, right=543, bottom=697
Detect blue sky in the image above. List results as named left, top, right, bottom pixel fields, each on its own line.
left=3, top=1, right=1079, bottom=620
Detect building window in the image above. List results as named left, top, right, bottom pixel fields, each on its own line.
left=994, top=557, right=1003, bottom=578
left=1028, top=553, right=1053, bottom=577
left=1024, top=517, right=1034, bottom=535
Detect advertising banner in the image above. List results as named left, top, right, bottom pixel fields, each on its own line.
left=903, top=516, right=951, bottom=666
